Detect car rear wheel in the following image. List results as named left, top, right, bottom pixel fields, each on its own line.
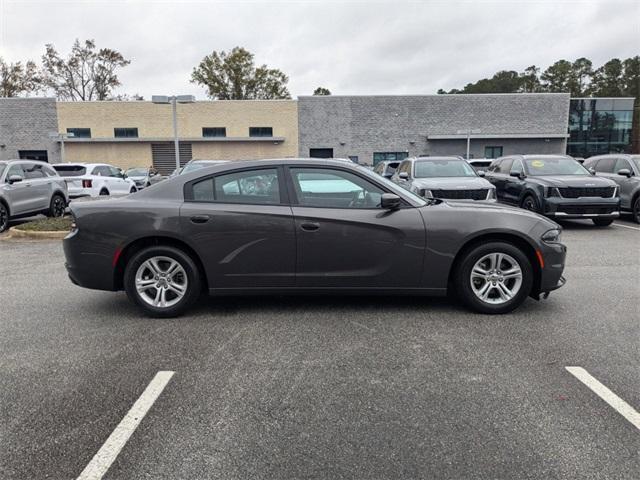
left=130, top=187, right=137, bottom=194
left=48, top=194, right=66, bottom=218
left=0, top=203, right=9, bottom=233
left=633, top=196, right=640, bottom=224
left=124, top=246, right=201, bottom=317
left=521, top=194, right=540, bottom=213
left=592, top=218, right=613, bottom=227
left=455, top=242, right=533, bottom=314
left=99, top=189, right=109, bottom=196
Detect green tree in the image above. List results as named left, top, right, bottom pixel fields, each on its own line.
left=588, top=58, right=624, bottom=96
left=567, top=57, right=593, bottom=96
left=191, top=47, right=291, bottom=100
left=41, top=39, right=130, bottom=101
left=313, top=87, right=331, bottom=95
left=519, top=65, right=541, bottom=93
left=540, top=60, right=573, bottom=92
left=0, top=57, right=41, bottom=97
left=622, top=56, right=640, bottom=98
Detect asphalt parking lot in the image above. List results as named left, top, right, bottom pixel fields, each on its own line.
left=1, top=217, right=638, bottom=479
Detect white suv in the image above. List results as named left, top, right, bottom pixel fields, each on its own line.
left=53, top=163, right=137, bottom=198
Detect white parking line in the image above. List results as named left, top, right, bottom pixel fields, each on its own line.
left=76, top=371, right=175, bottom=480
left=565, top=367, right=640, bottom=431
left=613, top=222, right=640, bottom=231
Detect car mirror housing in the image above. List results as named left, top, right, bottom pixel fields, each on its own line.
left=381, top=193, right=401, bottom=210
left=399, top=172, right=409, bottom=180
left=8, top=174, right=23, bottom=184
left=477, top=170, right=486, bottom=177
left=509, top=171, right=524, bottom=179
left=617, top=168, right=632, bottom=177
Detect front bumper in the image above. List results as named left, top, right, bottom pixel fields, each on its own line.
left=543, top=197, right=620, bottom=219
left=537, top=241, right=567, bottom=296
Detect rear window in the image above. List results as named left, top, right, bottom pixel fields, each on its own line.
left=53, top=165, right=87, bottom=176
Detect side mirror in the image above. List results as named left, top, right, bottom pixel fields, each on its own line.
left=399, top=172, right=409, bottom=180
left=617, top=168, right=632, bottom=177
left=477, top=170, right=486, bottom=177
left=8, top=174, right=23, bottom=184
left=509, top=171, right=524, bottom=179
left=381, top=193, right=401, bottom=210
left=588, top=167, right=596, bottom=175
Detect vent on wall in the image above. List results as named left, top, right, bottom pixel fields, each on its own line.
left=151, top=143, right=192, bottom=174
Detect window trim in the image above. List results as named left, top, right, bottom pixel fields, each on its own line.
left=284, top=165, right=409, bottom=210
left=183, top=166, right=289, bottom=206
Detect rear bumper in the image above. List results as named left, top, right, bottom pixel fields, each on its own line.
left=63, top=230, right=117, bottom=291
left=543, top=197, right=620, bottom=219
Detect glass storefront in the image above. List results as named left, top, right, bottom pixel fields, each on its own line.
left=567, top=98, right=634, bottom=158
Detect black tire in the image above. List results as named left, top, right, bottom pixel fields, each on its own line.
left=592, top=218, right=614, bottom=227
left=129, top=187, right=137, bottom=194
left=99, top=189, right=109, bottom=196
left=454, top=241, right=534, bottom=314
left=0, top=202, right=9, bottom=233
left=124, top=245, right=201, bottom=318
left=633, top=196, right=640, bottom=224
left=47, top=194, right=66, bottom=218
left=521, top=194, right=540, bottom=213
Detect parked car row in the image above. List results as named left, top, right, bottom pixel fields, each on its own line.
left=379, top=154, right=636, bottom=226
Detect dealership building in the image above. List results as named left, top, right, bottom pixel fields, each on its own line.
left=0, top=93, right=635, bottom=173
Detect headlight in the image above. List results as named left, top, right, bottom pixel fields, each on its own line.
left=486, top=188, right=496, bottom=200
left=612, top=186, right=619, bottom=198
left=545, top=187, right=561, bottom=198
left=541, top=228, right=562, bottom=244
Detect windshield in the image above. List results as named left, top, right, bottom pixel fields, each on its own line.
left=126, top=168, right=147, bottom=176
left=0, top=163, right=6, bottom=178
left=53, top=165, right=87, bottom=177
left=632, top=157, right=640, bottom=171
left=524, top=157, right=589, bottom=176
left=414, top=159, right=476, bottom=178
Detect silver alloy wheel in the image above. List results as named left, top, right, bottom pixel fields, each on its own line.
left=134, top=256, right=188, bottom=308
left=470, top=252, right=523, bottom=305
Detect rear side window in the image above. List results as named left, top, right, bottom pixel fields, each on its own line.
left=189, top=168, right=281, bottom=205
left=23, top=163, right=47, bottom=179
left=53, top=165, right=87, bottom=176
left=593, top=158, right=616, bottom=173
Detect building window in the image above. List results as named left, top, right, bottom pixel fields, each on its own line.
left=114, top=128, right=139, bottom=138
left=202, top=127, right=226, bottom=138
left=66, top=128, right=91, bottom=138
left=484, top=146, right=503, bottom=159
left=372, top=152, right=408, bottom=166
left=18, top=150, right=49, bottom=162
left=249, top=127, right=273, bottom=137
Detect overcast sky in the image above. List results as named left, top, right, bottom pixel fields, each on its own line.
left=0, top=0, right=638, bottom=99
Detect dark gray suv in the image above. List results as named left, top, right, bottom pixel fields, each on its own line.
left=583, top=154, right=640, bottom=223
left=0, top=160, right=68, bottom=232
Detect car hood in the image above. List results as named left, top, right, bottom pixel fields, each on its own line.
left=128, top=175, right=147, bottom=181
left=411, top=177, right=494, bottom=189
left=436, top=198, right=558, bottom=226
left=528, top=175, right=615, bottom=188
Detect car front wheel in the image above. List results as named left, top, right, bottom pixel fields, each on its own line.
left=455, top=242, right=533, bottom=314
left=633, top=196, right=640, bottom=224
left=124, top=246, right=201, bottom=317
left=592, top=218, right=613, bottom=227
left=0, top=203, right=9, bottom=233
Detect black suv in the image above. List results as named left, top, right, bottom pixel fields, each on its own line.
left=485, top=155, right=620, bottom=226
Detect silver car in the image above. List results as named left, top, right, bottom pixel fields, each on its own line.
left=583, top=154, right=640, bottom=223
left=391, top=156, right=497, bottom=201
left=0, top=160, right=69, bottom=232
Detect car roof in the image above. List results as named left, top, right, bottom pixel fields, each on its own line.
left=53, top=163, right=107, bottom=168
left=412, top=156, right=465, bottom=161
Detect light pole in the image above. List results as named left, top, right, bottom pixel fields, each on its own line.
left=457, top=129, right=481, bottom=160
left=152, top=95, right=196, bottom=171
left=49, top=132, right=74, bottom=162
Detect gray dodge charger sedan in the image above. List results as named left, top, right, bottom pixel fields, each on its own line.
left=63, top=159, right=566, bottom=317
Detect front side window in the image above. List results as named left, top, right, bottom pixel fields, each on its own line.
left=249, top=127, right=273, bottom=137
left=497, top=158, right=514, bottom=174
left=191, top=168, right=280, bottom=204
left=290, top=168, right=384, bottom=209
left=5, top=164, right=25, bottom=181
left=414, top=159, right=476, bottom=178
left=114, top=128, right=138, bottom=138
left=524, top=157, right=589, bottom=176
left=67, top=128, right=91, bottom=138
left=510, top=159, right=524, bottom=175
left=593, top=158, right=616, bottom=173
left=614, top=158, right=632, bottom=173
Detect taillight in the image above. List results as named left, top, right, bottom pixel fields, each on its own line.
left=82, top=179, right=92, bottom=188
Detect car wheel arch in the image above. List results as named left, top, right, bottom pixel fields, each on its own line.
left=114, top=235, right=209, bottom=292
left=446, top=231, right=542, bottom=298
left=519, top=189, right=541, bottom=207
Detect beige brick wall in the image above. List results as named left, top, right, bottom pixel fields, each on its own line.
left=57, top=100, right=299, bottom=161
left=64, top=143, right=152, bottom=170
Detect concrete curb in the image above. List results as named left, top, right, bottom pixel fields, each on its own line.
left=7, top=227, right=68, bottom=240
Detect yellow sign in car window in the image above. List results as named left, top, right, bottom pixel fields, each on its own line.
left=530, top=160, right=545, bottom=168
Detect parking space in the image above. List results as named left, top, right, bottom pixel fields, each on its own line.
left=0, top=221, right=638, bottom=479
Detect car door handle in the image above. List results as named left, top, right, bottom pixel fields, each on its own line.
left=300, top=222, right=320, bottom=231
left=190, top=215, right=210, bottom=224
